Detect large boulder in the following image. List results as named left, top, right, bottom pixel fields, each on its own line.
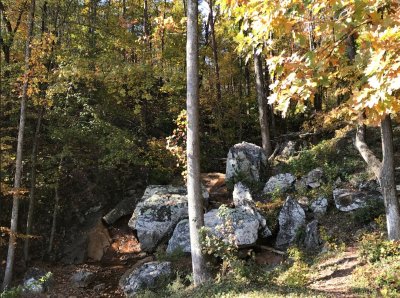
left=232, top=182, right=253, bottom=207
left=70, top=269, right=95, bottom=288
left=167, top=206, right=271, bottom=254
left=226, top=142, right=268, bottom=184
left=232, top=182, right=272, bottom=237
left=119, top=262, right=172, bottom=297
left=166, top=219, right=191, bottom=253
left=103, top=196, right=140, bottom=225
left=303, top=220, right=322, bottom=251
left=128, top=185, right=209, bottom=252
left=263, top=173, right=296, bottom=194
left=333, top=188, right=382, bottom=212
left=276, top=196, right=306, bottom=249
left=61, top=214, right=110, bottom=264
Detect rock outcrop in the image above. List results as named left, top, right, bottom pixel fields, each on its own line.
left=226, top=142, right=268, bottom=184
left=23, top=267, right=52, bottom=294
left=304, top=220, right=322, bottom=251
left=333, top=188, right=382, bottom=212
left=119, top=262, right=172, bottom=297
left=128, top=185, right=209, bottom=252
left=167, top=205, right=271, bottom=254
left=276, top=196, right=306, bottom=249
left=263, top=173, right=296, bottom=194
left=310, top=197, right=328, bottom=216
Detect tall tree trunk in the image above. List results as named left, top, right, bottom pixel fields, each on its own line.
left=2, top=0, right=35, bottom=290
left=186, top=0, right=208, bottom=286
left=355, top=115, right=400, bottom=240
left=48, top=155, right=63, bottom=254
left=48, top=186, right=60, bottom=254
left=143, top=0, right=151, bottom=53
left=253, top=51, right=272, bottom=157
left=380, top=115, right=400, bottom=240
left=23, top=107, right=44, bottom=263
left=208, top=0, right=221, bottom=103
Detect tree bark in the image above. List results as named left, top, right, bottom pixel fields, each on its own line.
left=208, top=0, right=221, bottom=103
left=2, top=0, right=35, bottom=290
left=48, top=186, right=60, bottom=254
left=186, top=0, right=208, bottom=286
left=355, top=115, right=400, bottom=240
left=23, top=107, right=44, bottom=263
left=380, top=115, right=400, bottom=240
left=254, top=51, right=272, bottom=157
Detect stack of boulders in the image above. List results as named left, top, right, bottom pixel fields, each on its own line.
left=117, top=141, right=384, bottom=296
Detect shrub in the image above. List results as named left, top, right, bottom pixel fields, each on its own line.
left=352, top=255, right=400, bottom=297
left=358, top=232, right=400, bottom=263
left=353, top=198, right=385, bottom=225
left=275, top=247, right=310, bottom=287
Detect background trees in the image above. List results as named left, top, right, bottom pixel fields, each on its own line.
left=1, top=0, right=399, bottom=288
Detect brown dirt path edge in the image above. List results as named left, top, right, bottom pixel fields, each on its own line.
left=308, top=247, right=361, bottom=298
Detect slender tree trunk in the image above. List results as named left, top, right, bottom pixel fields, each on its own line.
left=208, top=0, right=221, bottom=103
left=23, top=107, right=44, bottom=263
left=380, top=115, right=400, bottom=240
left=186, top=0, right=208, bottom=286
left=245, top=62, right=250, bottom=97
left=2, top=0, right=35, bottom=290
left=253, top=51, right=272, bottom=157
left=143, top=0, right=151, bottom=53
left=355, top=115, right=400, bottom=240
left=48, top=155, right=63, bottom=254
left=48, top=186, right=60, bottom=254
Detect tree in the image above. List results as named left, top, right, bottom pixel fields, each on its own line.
left=2, top=0, right=35, bottom=289
left=221, top=0, right=400, bottom=239
left=254, top=51, right=272, bottom=156
left=186, top=0, right=208, bottom=285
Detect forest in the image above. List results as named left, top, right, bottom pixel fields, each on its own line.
left=1, top=0, right=400, bottom=297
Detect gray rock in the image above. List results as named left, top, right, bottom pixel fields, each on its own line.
left=263, top=173, right=296, bottom=194
left=233, top=182, right=253, bottom=207
left=166, top=219, right=191, bottom=253
left=276, top=196, right=306, bottom=249
left=23, top=267, right=52, bottom=294
left=232, top=182, right=272, bottom=237
left=304, top=168, right=324, bottom=188
left=304, top=220, right=322, bottom=251
left=310, top=197, right=328, bottom=215
left=226, top=142, right=268, bottom=184
left=128, top=185, right=209, bottom=252
left=280, top=140, right=296, bottom=157
left=358, top=179, right=381, bottom=192
left=333, top=188, right=383, bottom=212
left=119, top=262, right=172, bottom=297
left=70, top=269, right=95, bottom=288
left=297, top=196, right=310, bottom=211
left=167, top=206, right=271, bottom=254
left=61, top=211, right=104, bottom=264
left=103, top=196, right=140, bottom=225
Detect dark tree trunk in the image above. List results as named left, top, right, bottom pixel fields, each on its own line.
left=254, top=51, right=272, bottom=157
left=23, top=107, right=44, bottom=263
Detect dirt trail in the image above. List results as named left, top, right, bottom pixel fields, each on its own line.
left=309, top=247, right=361, bottom=297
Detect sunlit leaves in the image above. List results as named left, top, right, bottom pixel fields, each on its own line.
left=221, top=0, right=400, bottom=124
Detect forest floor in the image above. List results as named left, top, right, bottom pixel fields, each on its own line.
left=22, top=172, right=375, bottom=298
